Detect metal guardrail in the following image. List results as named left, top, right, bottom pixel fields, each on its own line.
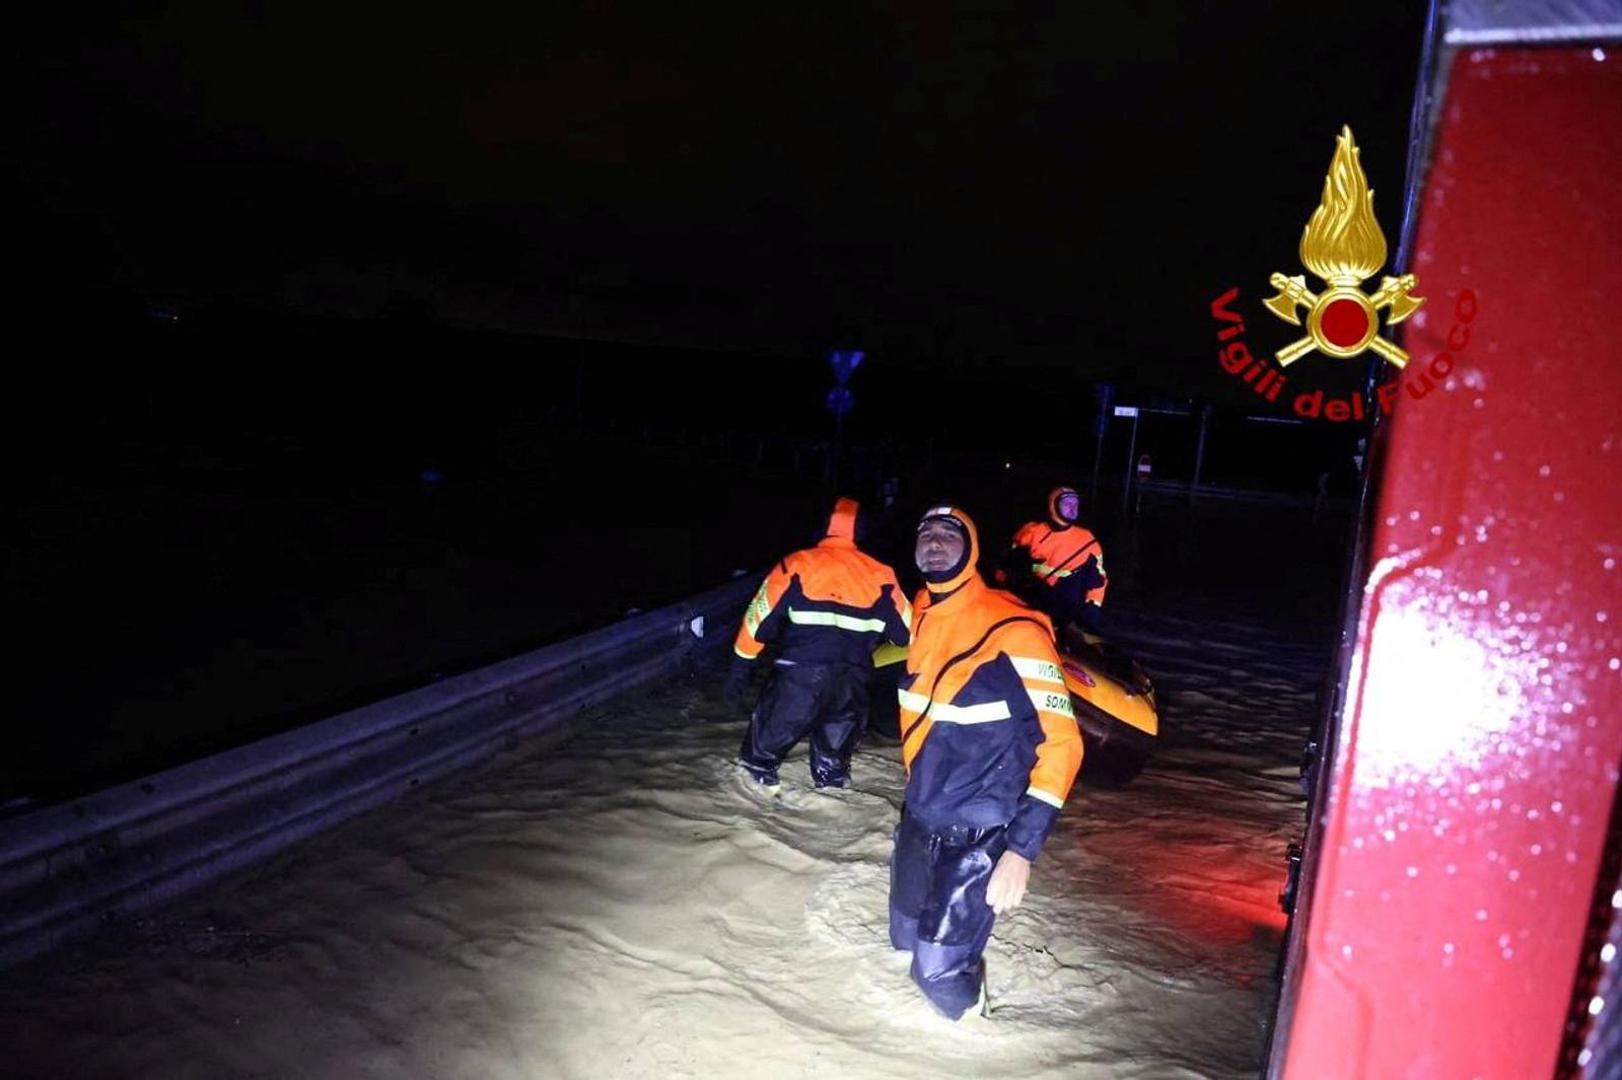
left=0, top=576, right=754, bottom=969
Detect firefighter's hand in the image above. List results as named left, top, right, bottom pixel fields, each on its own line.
left=986, top=850, right=1031, bottom=914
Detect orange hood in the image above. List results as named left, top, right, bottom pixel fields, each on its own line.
left=818, top=496, right=860, bottom=549
left=1047, top=486, right=1079, bottom=528
left=917, top=504, right=980, bottom=594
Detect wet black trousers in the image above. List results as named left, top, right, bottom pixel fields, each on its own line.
left=737, top=661, right=869, bottom=787
left=888, top=813, right=1008, bottom=1019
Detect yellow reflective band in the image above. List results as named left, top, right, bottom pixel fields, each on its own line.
left=896, top=689, right=1011, bottom=725
left=873, top=642, right=908, bottom=668
left=1033, top=562, right=1073, bottom=579
left=1011, top=656, right=1065, bottom=685
left=899, top=595, right=914, bottom=627
left=1025, top=785, right=1064, bottom=809
left=1028, top=688, right=1076, bottom=719
left=744, top=580, right=773, bottom=636
left=787, top=609, right=889, bottom=633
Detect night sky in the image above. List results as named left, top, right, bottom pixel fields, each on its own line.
left=13, top=3, right=1428, bottom=402
left=5, top=1, right=1430, bottom=807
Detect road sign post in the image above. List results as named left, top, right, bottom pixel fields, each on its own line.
left=1116, top=404, right=1141, bottom=518
left=825, top=349, right=863, bottom=486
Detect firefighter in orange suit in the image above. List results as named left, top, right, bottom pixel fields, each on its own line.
left=727, top=497, right=911, bottom=791
left=891, top=505, right=1083, bottom=1019
left=997, top=485, right=1106, bottom=629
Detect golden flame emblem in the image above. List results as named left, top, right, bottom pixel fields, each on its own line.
left=1264, top=126, right=1423, bottom=368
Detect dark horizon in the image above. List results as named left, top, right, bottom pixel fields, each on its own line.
left=13, top=3, right=1427, bottom=410
left=5, top=3, right=1406, bottom=803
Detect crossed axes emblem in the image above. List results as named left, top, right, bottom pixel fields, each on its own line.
left=1263, top=271, right=1424, bottom=368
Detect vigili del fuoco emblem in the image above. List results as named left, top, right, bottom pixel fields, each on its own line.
left=1264, top=125, right=1424, bottom=369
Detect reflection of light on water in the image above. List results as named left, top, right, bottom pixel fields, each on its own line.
left=1356, top=596, right=1534, bottom=787
left=1104, top=832, right=1290, bottom=944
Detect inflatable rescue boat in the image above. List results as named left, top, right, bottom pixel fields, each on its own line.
left=1053, top=625, right=1158, bottom=786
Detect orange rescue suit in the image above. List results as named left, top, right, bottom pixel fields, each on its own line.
left=734, top=497, right=910, bottom=666
left=899, top=506, right=1083, bottom=860
left=1010, top=488, right=1107, bottom=606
